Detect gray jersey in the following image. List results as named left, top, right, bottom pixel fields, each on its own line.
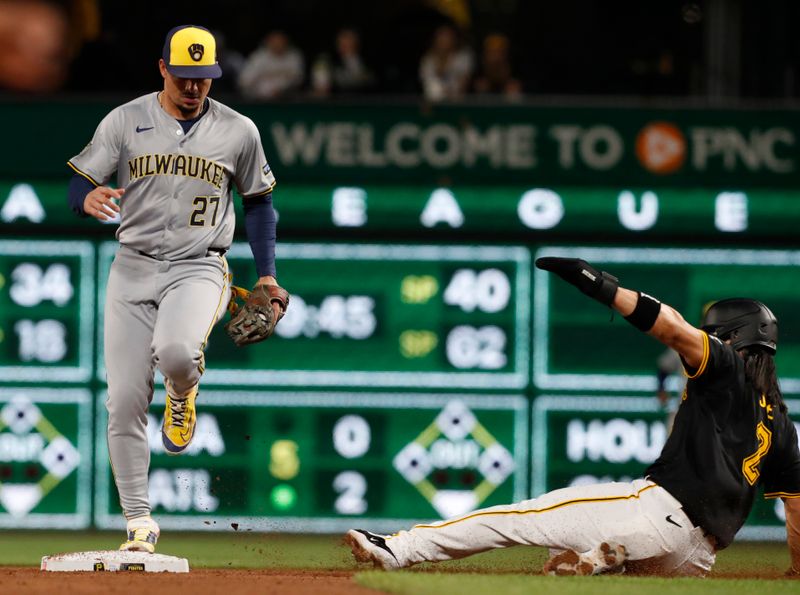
left=69, top=92, right=275, bottom=259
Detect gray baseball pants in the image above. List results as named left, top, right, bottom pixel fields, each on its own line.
left=104, top=245, right=230, bottom=519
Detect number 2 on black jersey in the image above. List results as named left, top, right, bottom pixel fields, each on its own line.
left=190, top=196, right=220, bottom=227
left=742, top=421, right=772, bottom=485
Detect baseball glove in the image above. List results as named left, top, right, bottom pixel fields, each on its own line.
left=225, top=283, right=289, bottom=347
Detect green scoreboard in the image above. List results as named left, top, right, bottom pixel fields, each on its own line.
left=94, top=391, right=528, bottom=533
left=0, top=240, right=94, bottom=382
left=534, top=246, right=800, bottom=392
left=0, top=388, right=92, bottom=528
left=0, top=238, right=796, bottom=540
left=97, top=242, right=531, bottom=389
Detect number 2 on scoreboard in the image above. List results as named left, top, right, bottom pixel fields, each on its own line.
left=333, top=471, right=367, bottom=515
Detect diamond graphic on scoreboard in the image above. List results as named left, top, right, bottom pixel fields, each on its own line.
left=40, top=436, right=80, bottom=479
left=0, top=395, right=81, bottom=517
left=0, top=483, right=42, bottom=516
left=1, top=396, right=41, bottom=434
left=432, top=490, right=478, bottom=519
left=435, top=400, right=476, bottom=441
left=393, top=400, right=514, bottom=518
left=393, top=442, right=432, bottom=484
left=478, top=443, right=515, bottom=485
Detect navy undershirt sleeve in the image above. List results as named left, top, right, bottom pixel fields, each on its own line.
left=243, top=193, right=277, bottom=278
left=68, top=173, right=96, bottom=217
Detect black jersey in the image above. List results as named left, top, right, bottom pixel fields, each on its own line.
left=646, top=331, right=800, bottom=548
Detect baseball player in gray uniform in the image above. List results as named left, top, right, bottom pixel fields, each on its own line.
left=67, top=25, right=283, bottom=552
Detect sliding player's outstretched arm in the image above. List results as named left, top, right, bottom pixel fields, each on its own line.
left=536, top=257, right=705, bottom=368
left=612, top=286, right=705, bottom=369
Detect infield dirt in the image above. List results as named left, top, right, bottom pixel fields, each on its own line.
left=0, top=568, right=381, bottom=595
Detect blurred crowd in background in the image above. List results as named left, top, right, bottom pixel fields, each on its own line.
left=1, top=0, right=799, bottom=102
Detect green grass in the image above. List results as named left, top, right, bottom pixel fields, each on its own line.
left=352, top=541, right=790, bottom=574
left=353, top=541, right=797, bottom=595
left=1, top=532, right=795, bottom=595
left=0, top=530, right=353, bottom=569
left=0, top=531, right=790, bottom=572
left=356, top=573, right=800, bottom=595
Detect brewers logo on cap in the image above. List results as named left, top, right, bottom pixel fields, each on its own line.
left=188, top=43, right=204, bottom=62
left=162, top=25, right=222, bottom=79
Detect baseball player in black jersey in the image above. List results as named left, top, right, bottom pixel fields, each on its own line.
left=346, top=257, right=800, bottom=577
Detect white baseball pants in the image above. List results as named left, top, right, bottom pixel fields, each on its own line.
left=385, top=479, right=716, bottom=576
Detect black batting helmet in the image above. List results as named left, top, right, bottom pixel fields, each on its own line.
left=701, top=298, right=778, bottom=354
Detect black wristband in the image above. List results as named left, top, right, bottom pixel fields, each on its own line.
left=595, top=271, right=620, bottom=307
left=625, top=292, right=662, bottom=332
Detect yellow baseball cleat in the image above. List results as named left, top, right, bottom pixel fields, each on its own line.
left=161, top=382, right=198, bottom=455
left=119, top=516, right=160, bottom=553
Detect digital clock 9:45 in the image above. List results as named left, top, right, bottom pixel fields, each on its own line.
left=274, top=294, right=377, bottom=340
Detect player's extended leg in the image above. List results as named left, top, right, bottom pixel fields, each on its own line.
left=152, top=254, right=230, bottom=455
left=104, top=250, right=161, bottom=551
left=349, top=479, right=712, bottom=575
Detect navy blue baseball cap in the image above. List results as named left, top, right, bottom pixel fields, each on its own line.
left=162, top=25, right=222, bottom=79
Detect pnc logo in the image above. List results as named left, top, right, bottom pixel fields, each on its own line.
left=635, top=122, right=687, bottom=175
